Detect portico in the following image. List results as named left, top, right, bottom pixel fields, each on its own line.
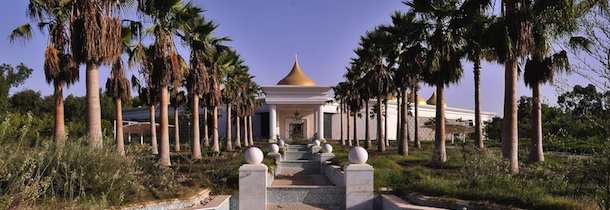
left=262, top=59, right=331, bottom=142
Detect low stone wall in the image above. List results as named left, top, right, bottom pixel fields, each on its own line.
left=323, top=162, right=345, bottom=186
left=120, top=189, right=211, bottom=210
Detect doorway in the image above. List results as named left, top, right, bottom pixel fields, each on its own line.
left=289, top=122, right=304, bottom=140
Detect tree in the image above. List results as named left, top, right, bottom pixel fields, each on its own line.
left=0, top=63, right=33, bottom=112
left=10, top=89, right=43, bottom=115
left=70, top=0, right=126, bottom=148
left=139, top=0, right=199, bottom=166
left=205, top=46, right=234, bottom=153
left=460, top=0, right=493, bottom=150
left=130, top=45, right=160, bottom=155
left=381, top=10, right=427, bottom=154
left=105, top=61, right=130, bottom=156
left=332, top=82, right=349, bottom=145
left=563, top=1, right=609, bottom=91
left=408, top=0, right=469, bottom=163
left=10, top=0, right=78, bottom=143
left=179, top=16, right=229, bottom=158
left=170, top=90, right=185, bottom=152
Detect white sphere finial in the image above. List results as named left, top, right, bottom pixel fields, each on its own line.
left=245, top=147, right=264, bottom=164
left=313, top=140, right=321, bottom=146
left=269, top=144, right=279, bottom=154
left=278, top=139, right=285, bottom=147
left=322, top=144, right=333, bottom=153
left=348, top=147, right=368, bottom=164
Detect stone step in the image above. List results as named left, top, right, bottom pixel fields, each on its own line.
left=284, top=151, right=310, bottom=160
left=286, top=145, right=309, bottom=151
left=280, top=160, right=319, bottom=169
left=267, top=185, right=345, bottom=207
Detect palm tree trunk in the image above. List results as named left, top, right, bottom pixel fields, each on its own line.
left=213, top=106, right=220, bottom=153
left=226, top=104, right=233, bottom=151
left=248, top=115, right=254, bottom=145
left=243, top=115, right=249, bottom=147
left=150, top=105, right=158, bottom=155
left=115, top=98, right=125, bottom=156
left=529, top=83, right=544, bottom=162
left=396, top=91, right=402, bottom=150
left=346, top=103, right=351, bottom=146
left=353, top=110, right=358, bottom=147
left=414, top=89, right=421, bottom=149
left=365, top=100, right=371, bottom=149
left=432, top=84, right=447, bottom=163
left=159, top=87, right=171, bottom=166
left=400, top=88, right=408, bottom=155
left=474, top=57, right=484, bottom=149
left=54, top=82, right=66, bottom=143
left=377, top=98, right=385, bottom=152
left=340, top=100, right=345, bottom=145
left=174, top=106, right=180, bottom=152
left=235, top=115, right=242, bottom=148
left=192, top=95, right=202, bottom=159
left=384, top=101, right=389, bottom=147
left=502, top=59, right=519, bottom=174
left=203, top=107, right=209, bottom=147
left=86, top=62, right=103, bottom=148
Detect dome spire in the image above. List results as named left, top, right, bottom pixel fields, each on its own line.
left=277, top=57, right=316, bottom=86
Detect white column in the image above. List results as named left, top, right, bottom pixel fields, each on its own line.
left=317, top=105, right=324, bottom=140
left=269, top=104, right=277, bottom=140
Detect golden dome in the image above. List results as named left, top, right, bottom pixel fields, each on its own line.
left=426, top=91, right=447, bottom=107
left=408, top=91, right=427, bottom=105
left=277, top=59, right=316, bottom=86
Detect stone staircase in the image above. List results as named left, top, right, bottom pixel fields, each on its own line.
left=266, top=145, right=344, bottom=210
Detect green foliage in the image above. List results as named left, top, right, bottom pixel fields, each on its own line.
left=0, top=113, right=192, bottom=208
left=9, top=89, right=43, bottom=115
left=0, top=63, right=33, bottom=112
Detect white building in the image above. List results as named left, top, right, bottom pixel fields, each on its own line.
left=122, top=59, right=496, bottom=143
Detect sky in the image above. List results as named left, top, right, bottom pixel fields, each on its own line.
left=0, top=0, right=593, bottom=115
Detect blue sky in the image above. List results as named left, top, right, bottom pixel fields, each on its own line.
left=0, top=0, right=591, bottom=115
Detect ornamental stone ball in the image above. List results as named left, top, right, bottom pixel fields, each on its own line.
left=348, top=146, right=368, bottom=164
left=313, top=140, right=321, bottom=146
left=278, top=139, right=285, bottom=147
left=269, top=144, right=279, bottom=154
left=322, top=144, right=333, bottom=153
left=244, top=147, right=264, bottom=164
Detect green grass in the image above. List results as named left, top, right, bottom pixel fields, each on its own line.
left=325, top=140, right=594, bottom=209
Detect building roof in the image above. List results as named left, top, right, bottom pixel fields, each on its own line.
left=277, top=59, right=316, bottom=86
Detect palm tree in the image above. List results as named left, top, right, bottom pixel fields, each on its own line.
left=224, top=58, right=249, bottom=149
left=332, top=82, right=348, bottom=145
left=70, top=0, right=126, bottom=148
left=170, top=90, right=186, bottom=152
left=10, top=0, right=79, bottom=143
left=499, top=0, right=581, bottom=172
left=381, top=11, right=427, bottom=155
left=408, top=0, right=470, bottom=163
left=139, top=0, right=198, bottom=166
left=129, top=44, right=159, bottom=155
left=523, top=0, right=579, bottom=162
left=106, top=61, right=130, bottom=156
left=205, top=47, right=233, bottom=153
left=244, top=82, right=262, bottom=146
left=179, top=16, right=229, bottom=159
left=460, top=0, right=493, bottom=150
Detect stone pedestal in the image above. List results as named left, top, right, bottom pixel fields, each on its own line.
left=315, top=153, right=335, bottom=173
left=316, top=153, right=335, bottom=163
left=239, top=164, right=268, bottom=210
left=266, top=153, right=282, bottom=174
left=310, top=145, right=321, bottom=154
left=344, top=164, right=374, bottom=210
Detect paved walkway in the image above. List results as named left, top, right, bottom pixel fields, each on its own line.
left=267, top=203, right=343, bottom=210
